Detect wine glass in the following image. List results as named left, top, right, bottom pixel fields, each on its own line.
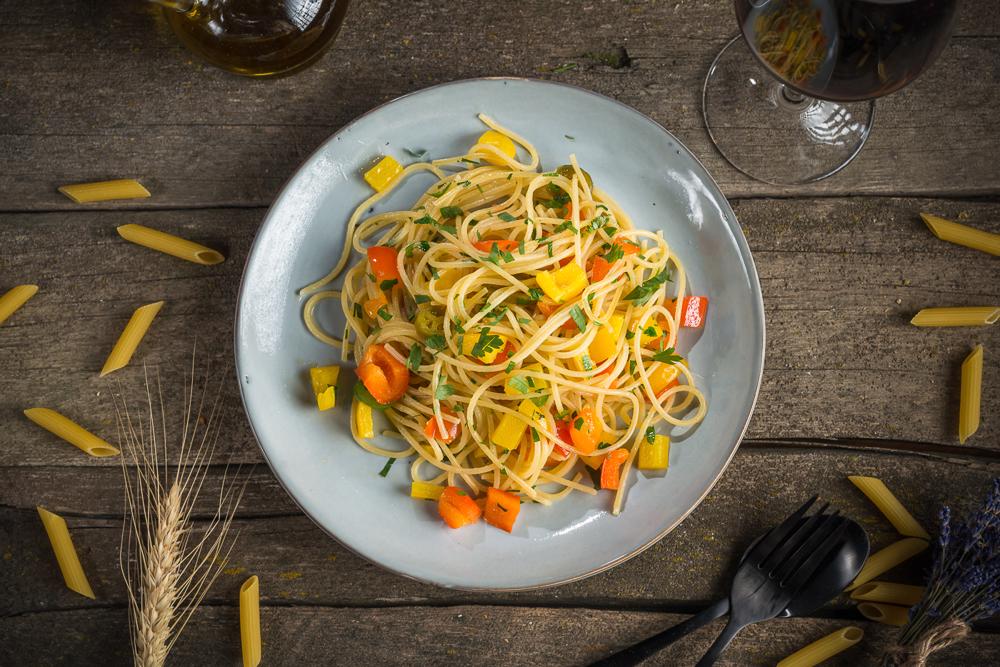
left=151, top=0, right=352, bottom=78
left=703, top=0, right=958, bottom=185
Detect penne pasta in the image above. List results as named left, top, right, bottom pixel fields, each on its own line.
left=0, top=284, right=38, bottom=326
left=777, top=626, right=864, bottom=667
left=846, top=537, right=928, bottom=591
left=117, top=223, right=225, bottom=265
left=920, top=213, right=1000, bottom=256
left=100, top=301, right=164, bottom=377
left=910, top=306, right=1000, bottom=327
left=58, top=179, right=150, bottom=203
left=848, top=476, right=929, bottom=539
left=959, top=345, right=983, bottom=444
left=37, top=507, right=95, bottom=599
left=850, top=581, right=925, bottom=607
left=857, top=602, right=911, bottom=627
left=240, top=575, right=262, bottom=667
left=24, top=408, right=119, bottom=457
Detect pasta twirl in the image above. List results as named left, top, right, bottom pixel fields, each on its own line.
left=0, top=284, right=38, bottom=326
left=100, top=301, right=164, bottom=377
left=58, top=179, right=150, bottom=203
left=777, top=626, right=864, bottom=667
left=959, top=345, right=983, bottom=444
left=850, top=581, right=924, bottom=606
left=240, top=576, right=262, bottom=667
left=846, top=537, right=928, bottom=591
left=37, top=507, right=95, bottom=599
left=117, top=224, right=225, bottom=265
left=920, top=213, right=1000, bottom=256
left=857, top=602, right=911, bottom=627
left=24, top=408, right=119, bottom=457
left=910, top=307, right=1000, bottom=327
left=848, top=475, right=929, bottom=539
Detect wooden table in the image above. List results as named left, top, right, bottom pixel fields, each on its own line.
left=2, top=1, right=998, bottom=664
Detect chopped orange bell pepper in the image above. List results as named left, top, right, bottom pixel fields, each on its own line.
left=367, top=246, right=400, bottom=282
left=356, top=343, right=410, bottom=404
left=363, top=292, right=389, bottom=320
left=424, top=406, right=461, bottom=443
left=679, top=296, right=708, bottom=328
left=569, top=405, right=603, bottom=455
left=601, top=449, right=629, bottom=490
left=611, top=236, right=642, bottom=256
left=591, top=256, right=612, bottom=282
left=472, top=239, right=519, bottom=253
left=438, top=486, right=481, bottom=529
left=484, top=487, right=520, bottom=532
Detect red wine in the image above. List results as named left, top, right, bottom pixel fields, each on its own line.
left=736, top=0, right=957, bottom=101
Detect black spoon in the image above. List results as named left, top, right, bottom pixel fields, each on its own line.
left=591, top=517, right=869, bottom=666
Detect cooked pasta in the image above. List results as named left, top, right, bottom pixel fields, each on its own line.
left=850, top=581, right=924, bottom=606
left=0, top=284, right=38, bottom=326
left=300, top=115, right=708, bottom=529
left=24, top=408, right=120, bottom=457
left=846, top=537, right=928, bottom=591
left=100, top=301, right=164, bottom=376
left=910, top=307, right=1000, bottom=327
left=37, top=507, right=95, bottom=599
left=58, top=179, right=150, bottom=203
left=776, top=626, right=864, bottom=667
left=240, top=576, right=262, bottom=667
left=920, top=213, right=1000, bottom=256
left=959, top=345, right=983, bottom=444
left=857, top=602, right=911, bottom=627
left=117, top=224, right=225, bottom=265
left=847, top=476, right=929, bottom=539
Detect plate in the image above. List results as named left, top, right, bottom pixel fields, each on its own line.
left=235, top=78, right=765, bottom=590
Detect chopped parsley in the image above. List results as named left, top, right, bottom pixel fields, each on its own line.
left=378, top=458, right=395, bottom=477
left=580, top=354, right=594, bottom=371
left=440, top=206, right=463, bottom=219
left=574, top=416, right=584, bottom=430
left=457, top=180, right=472, bottom=187
left=498, top=212, right=516, bottom=222
left=377, top=306, right=392, bottom=321
left=437, top=224, right=457, bottom=235
left=568, top=305, right=587, bottom=331
left=651, top=347, right=683, bottom=364
left=380, top=279, right=398, bottom=291
left=425, top=335, right=446, bottom=351
left=435, top=384, right=456, bottom=400
left=430, top=182, right=452, bottom=197
left=625, top=330, right=635, bottom=340
left=407, top=343, right=423, bottom=372
left=406, top=240, right=430, bottom=257
left=505, top=361, right=516, bottom=373
left=453, top=319, right=466, bottom=334
left=414, top=214, right=436, bottom=226
left=517, top=316, right=533, bottom=325
left=518, top=238, right=525, bottom=255
left=597, top=442, right=611, bottom=450
left=604, top=243, right=625, bottom=263
left=470, top=328, right=504, bottom=358
left=353, top=303, right=363, bottom=318
left=553, top=220, right=578, bottom=235
left=414, top=294, right=431, bottom=304
left=629, top=359, right=637, bottom=375
left=506, top=375, right=531, bottom=394
left=645, top=426, right=656, bottom=444
left=430, top=267, right=440, bottom=280
left=530, top=427, right=540, bottom=442
left=624, top=268, right=672, bottom=304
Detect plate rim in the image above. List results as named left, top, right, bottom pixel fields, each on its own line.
left=234, top=76, right=766, bottom=592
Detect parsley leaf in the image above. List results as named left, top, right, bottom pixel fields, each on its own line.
left=425, top=335, right=446, bottom=351
left=377, top=306, right=392, bottom=321
left=380, top=279, right=398, bottom=291
left=553, top=220, right=578, bottom=235
left=498, top=212, right=516, bottom=222
left=406, top=240, right=430, bottom=257
left=651, top=347, right=683, bottom=364
left=440, top=206, right=463, bottom=219
left=378, top=458, right=395, bottom=477
left=407, top=343, right=423, bottom=372
left=597, top=442, right=611, bottom=450
left=580, top=354, right=594, bottom=371
left=353, top=303, right=363, bottom=318
left=625, top=330, right=635, bottom=340
left=574, top=416, right=584, bottom=430
left=505, top=361, right=516, bottom=373
left=506, top=375, right=531, bottom=394
left=568, top=305, right=587, bottom=331
left=414, top=294, right=431, bottom=304
left=645, top=426, right=656, bottom=445
left=604, top=243, right=625, bottom=263
left=437, top=224, right=458, bottom=235
left=470, top=328, right=504, bottom=359
left=414, top=214, right=436, bottom=226
left=435, top=384, right=456, bottom=400
left=431, top=182, right=451, bottom=197
left=623, top=268, right=672, bottom=304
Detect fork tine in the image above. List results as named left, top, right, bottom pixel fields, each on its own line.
left=778, top=515, right=849, bottom=590
left=759, top=502, right=830, bottom=573
left=745, top=495, right=818, bottom=567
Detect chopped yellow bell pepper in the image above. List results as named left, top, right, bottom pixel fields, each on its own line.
left=352, top=396, right=375, bottom=438
left=638, top=434, right=670, bottom=469
left=363, top=155, right=403, bottom=192
left=491, top=410, right=528, bottom=450
left=536, top=263, right=588, bottom=304
left=462, top=332, right=509, bottom=363
left=648, top=358, right=687, bottom=396
left=476, top=130, right=517, bottom=166
left=410, top=481, right=446, bottom=500
left=517, top=398, right=545, bottom=422
left=504, top=364, right=548, bottom=397
left=570, top=354, right=596, bottom=373
left=309, top=366, right=340, bottom=411
left=639, top=320, right=666, bottom=347
left=363, top=293, right=388, bottom=320
left=589, top=314, right=625, bottom=363
left=580, top=453, right=606, bottom=470
left=434, top=268, right=465, bottom=291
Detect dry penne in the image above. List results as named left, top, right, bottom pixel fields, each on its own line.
left=100, top=301, right=164, bottom=377
left=777, top=626, right=864, bottom=667
left=857, top=602, right=911, bottom=627
left=24, top=408, right=119, bottom=457
left=0, top=284, right=38, bottom=326
left=58, top=179, right=150, bottom=203
left=848, top=476, right=929, bottom=539
left=37, top=507, right=95, bottom=599
left=910, top=307, right=1000, bottom=327
left=851, top=581, right=925, bottom=607
left=847, top=538, right=928, bottom=591
left=920, top=213, right=1000, bottom=256
left=959, top=345, right=983, bottom=444
left=117, top=223, right=225, bottom=265
left=240, top=576, right=262, bottom=667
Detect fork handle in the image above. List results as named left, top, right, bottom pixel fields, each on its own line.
left=695, top=616, right=747, bottom=667
left=589, top=598, right=729, bottom=666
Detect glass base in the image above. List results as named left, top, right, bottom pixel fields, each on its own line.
left=702, top=36, right=875, bottom=186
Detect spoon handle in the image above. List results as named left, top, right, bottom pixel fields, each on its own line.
left=589, top=598, right=729, bottom=666
left=694, top=616, right=746, bottom=667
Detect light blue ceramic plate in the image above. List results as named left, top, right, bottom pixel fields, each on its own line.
left=236, top=78, right=765, bottom=590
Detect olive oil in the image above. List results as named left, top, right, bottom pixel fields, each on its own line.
left=163, top=0, right=351, bottom=77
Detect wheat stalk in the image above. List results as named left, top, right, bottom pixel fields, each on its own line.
left=114, top=348, right=246, bottom=667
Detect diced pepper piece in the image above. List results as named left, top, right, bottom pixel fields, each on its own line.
left=570, top=354, right=596, bottom=373
left=472, top=239, right=519, bottom=253
left=434, top=268, right=465, bottom=290
left=410, top=481, right=446, bottom=500
left=367, top=246, right=400, bottom=283
left=484, top=487, right=521, bottom=532
left=461, top=332, right=509, bottom=364
left=356, top=343, right=410, bottom=404
left=580, top=453, right=606, bottom=470
left=648, top=362, right=682, bottom=397
left=611, top=236, right=642, bottom=256
left=363, top=155, right=403, bottom=192
left=363, top=293, right=389, bottom=320
left=504, top=364, right=547, bottom=397
left=517, top=399, right=545, bottom=422
left=639, top=320, right=666, bottom=347
left=492, top=411, right=528, bottom=450
left=591, top=256, right=612, bottom=282
left=424, top=406, right=461, bottom=443
left=438, top=486, right=481, bottom=528
left=589, top=314, right=625, bottom=363
left=352, top=396, right=375, bottom=438
left=679, top=296, right=708, bottom=328
left=569, top=405, right=603, bottom=455
left=601, top=449, right=629, bottom=490
left=536, top=263, right=588, bottom=304
left=638, top=435, right=670, bottom=470
left=476, top=130, right=517, bottom=166
left=309, top=366, right=340, bottom=411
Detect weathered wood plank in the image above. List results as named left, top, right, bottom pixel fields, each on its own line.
left=1, top=1, right=999, bottom=208
left=3, top=448, right=996, bottom=616
left=2, top=605, right=998, bottom=666
left=2, top=197, right=996, bottom=467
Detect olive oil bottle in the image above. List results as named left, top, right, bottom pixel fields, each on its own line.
left=158, top=0, right=351, bottom=77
